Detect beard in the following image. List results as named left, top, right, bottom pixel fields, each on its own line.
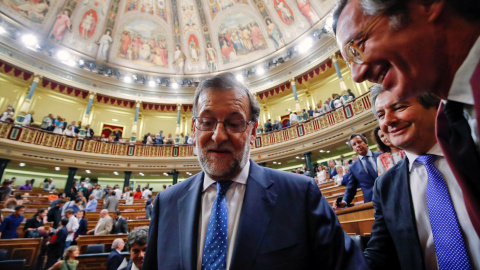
left=197, top=141, right=250, bottom=180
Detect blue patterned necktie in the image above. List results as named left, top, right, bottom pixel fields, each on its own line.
left=202, top=181, right=233, bottom=270
left=362, top=156, right=377, bottom=179
left=415, top=155, right=472, bottom=270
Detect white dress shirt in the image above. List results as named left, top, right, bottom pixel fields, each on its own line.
left=405, top=143, right=480, bottom=270
left=114, top=189, right=122, bottom=200
left=66, top=215, right=79, bottom=241
left=447, top=36, right=480, bottom=146
left=197, top=160, right=250, bottom=270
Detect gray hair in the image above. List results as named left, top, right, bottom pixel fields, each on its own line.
left=192, top=72, right=260, bottom=123
left=347, top=133, right=368, bottom=149
left=112, top=238, right=125, bottom=250
left=370, top=83, right=441, bottom=118
left=126, top=226, right=149, bottom=250
left=332, top=0, right=480, bottom=34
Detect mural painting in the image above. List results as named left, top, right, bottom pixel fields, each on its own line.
left=206, top=0, right=247, bottom=20
left=96, top=29, right=112, bottom=62
left=273, top=0, right=294, bottom=25
left=218, top=13, right=267, bottom=64
left=296, top=0, right=318, bottom=26
left=205, top=42, right=216, bottom=72
left=2, top=0, right=52, bottom=25
left=173, top=44, right=186, bottom=74
left=124, top=0, right=167, bottom=22
left=188, top=34, right=200, bottom=62
left=50, top=9, right=73, bottom=42
left=116, top=20, right=169, bottom=69
left=265, top=18, right=284, bottom=49
left=78, top=9, right=97, bottom=39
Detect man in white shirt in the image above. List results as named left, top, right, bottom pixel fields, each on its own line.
left=289, top=111, right=298, bottom=125
left=92, top=185, right=103, bottom=199
left=141, top=187, right=151, bottom=199
left=333, top=0, right=480, bottom=233
left=114, top=185, right=122, bottom=200
left=64, top=209, right=79, bottom=249
left=144, top=72, right=366, bottom=269
left=364, top=85, right=480, bottom=269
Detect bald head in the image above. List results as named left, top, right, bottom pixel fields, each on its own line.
left=100, top=209, right=108, bottom=218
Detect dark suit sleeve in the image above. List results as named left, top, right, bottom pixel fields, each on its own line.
left=343, top=169, right=359, bottom=204
left=144, top=192, right=160, bottom=268
left=363, top=176, right=401, bottom=270
left=307, top=179, right=368, bottom=270
left=121, top=219, right=128, bottom=233
left=341, top=172, right=351, bottom=186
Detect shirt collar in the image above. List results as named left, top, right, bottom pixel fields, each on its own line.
left=358, top=150, right=373, bottom=159
left=203, top=160, right=250, bottom=192
left=447, top=36, right=480, bottom=105
left=405, top=142, right=444, bottom=172
left=131, top=262, right=140, bottom=270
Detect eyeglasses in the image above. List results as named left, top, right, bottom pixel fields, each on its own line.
left=343, top=14, right=383, bottom=66
left=193, top=117, right=252, bottom=133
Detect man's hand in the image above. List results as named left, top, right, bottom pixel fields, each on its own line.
left=333, top=201, right=346, bottom=210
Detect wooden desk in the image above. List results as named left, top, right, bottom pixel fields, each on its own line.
left=76, top=234, right=128, bottom=254
left=77, top=253, right=130, bottom=270
left=340, top=218, right=375, bottom=235
left=86, top=219, right=150, bottom=231
left=0, top=238, right=42, bottom=270
left=85, top=211, right=146, bottom=224
left=335, top=202, right=374, bottom=222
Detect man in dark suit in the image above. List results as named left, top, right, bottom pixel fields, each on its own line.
left=328, top=160, right=338, bottom=178
left=264, top=119, right=273, bottom=133
left=144, top=72, right=366, bottom=270
left=107, top=238, right=125, bottom=270
left=74, top=210, right=88, bottom=242
left=47, top=199, right=65, bottom=229
left=364, top=85, right=479, bottom=269
left=335, top=133, right=381, bottom=208
left=111, top=210, right=128, bottom=234
left=333, top=0, right=480, bottom=234
left=45, top=218, right=69, bottom=269
left=120, top=227, right=148, bottom=270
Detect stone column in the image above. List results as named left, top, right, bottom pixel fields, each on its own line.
left=78, top=92, right=95, bottom=139
left=0, top=159, right=10, bottom=181
left=130, top=101, right=141, bottom=144
left=123, top=171, right=132, bottom=191
left=15, top=75, right=41, bottom=126
left=175, top=104, right=181, bottom=137
left=332, top=56, right=348, bottom=92
left=290, top=79, right=301, bottom=112
left=65, top=167, right=77, bottom=197
left=303, top=151, right=313, bottom=171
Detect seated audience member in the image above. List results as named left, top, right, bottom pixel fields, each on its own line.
left=15, top=192, right=30, bottom=205
left=120, top=226, right=148, bottom=270
left=18, top=179, right=32, bottom=190
left=334, top=134, right=381, bottom=209
left=316, top=165, right=328, bottom=183
left=2, top=198, right=17, bottom=212
left=24, top=208, right=47, bottom=238
left=133, top=187, right=142, bottom=199
left=372, top=125, right=406, bottom=176
left=78, top=192, right=88, bottom=206
left=146, top=198, right=154, bottom=220
left=108, top=239, right=126, bottom=270
left=63, top=125, right=77, bottom=137
left=85, top=194, right=98, bottom=212
left=43, top=178, right=56, bottom=192
left=111, top=210, right=128, bottom=234
left=87, top=209, right=113, bottom=235
left=332, top=165, right=346, bottom=185
left=0, top=205, right=25, bottom=239
left=50, top=193, right=66, bottom=208
left=92, top=185, right=104, bottom=199
left=48, top=199, right=65, bottom=229
left=327, top=160, right=338, bottom=178
left=342, top=160, right=351, bottom=174
left=74, top=210, right=88, bottom=242
left=48, top=245, right=79, bottom=270
left=64, top=209, right=79, bottom=248
left=45, top=218, right=69, bottom=269
left=104, top=190, right=119, bottom=212
left=0, top=180, right=12, bottom=201
left=364, top=85, right=480, bottom=269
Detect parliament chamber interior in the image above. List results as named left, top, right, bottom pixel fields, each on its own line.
left=0, top=0, right=436, bottom=268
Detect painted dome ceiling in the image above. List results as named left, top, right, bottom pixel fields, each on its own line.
left=0, top=0, right=334, bottom=75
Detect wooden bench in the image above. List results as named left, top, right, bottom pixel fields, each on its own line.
left=0, top=238, right=42, bottom=270
left=77, top=252, right=130, bottom=270
left=85, top=211, right=146, bottom=224
left=86, top=219, right=150, bottom=231
left=328, top=194, right=365, bottom=207
left=335, top=202, right=374, bottom=222
left=17, top=222, right=52, bottom=237
left=340, top=218, right=375, bottom=235
left=318, top=182, right=335, bottom=189
left=76, top=234, right=128, bottom=254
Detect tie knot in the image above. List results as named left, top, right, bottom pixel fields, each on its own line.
left=216, top=181, right=233, bottom=196
left=415, top=154, right=437, bottom=166
left=362, top=156, right=369, bottom=161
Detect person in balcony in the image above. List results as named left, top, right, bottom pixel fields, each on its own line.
left=146, top=133, right=155, bottom=145
left=63, top=125, right=77, bottom=137
left=41, top=113, right=54, bottom=130
left=22, top=110, right=34, bottom=126
left=53, top=116, right=65, bottom=134
left=0, top=107, right=14, bottom=123
left=85, top=124, right=94, bottom=138
left=166, top=133, right=174, bottom=144
left=289, top=111, right=299, bottom=125
left=301, top=109, right=309, bottom=121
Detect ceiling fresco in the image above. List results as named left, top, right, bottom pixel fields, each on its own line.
left=0, top=0, right=333, bottom=75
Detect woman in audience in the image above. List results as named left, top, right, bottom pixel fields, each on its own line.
left=133, top=187, right=143, bottom=199
left=14, top=192, right=29, bottom=205
left=342, top=160, right=350, bottom=174
left=316, top=165, right=327, bottom=183
left=372, top=125, right=406, bottom=175
left=123, top=187, right=133, bottom=204
left=146, top=133, right=155, bottom=145
left=2, top=198, right=17, bottom=212
left=24, top=208, right=47, bottom=238
left=166, top=133, right=174, bottom=144
left=48, top=245, right=79, bottom=270
left=53, top=116, right=65, bottom=134
left=77, top=191, right=87, bottom=207
left=332, top=165, right=346, bottom=185
left=63, top=125, right=76, bottom=137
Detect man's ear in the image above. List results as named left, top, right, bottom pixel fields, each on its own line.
left=250, top=122, right=258, bottom=145
left=421, top=0, right=445, bottom=22
left=191, top=119, right=196, bottom=145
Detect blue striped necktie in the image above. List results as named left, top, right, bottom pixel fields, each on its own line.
left=202, top=181, right=233, bottom=270
left=415, top=154, right=472, bottom=269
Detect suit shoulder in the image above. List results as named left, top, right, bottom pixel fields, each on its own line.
left=375, top=159, right=408, bottom=190
left=157, top=175, right=199, bottom=199
left=260, top=166, right=314, bottom=186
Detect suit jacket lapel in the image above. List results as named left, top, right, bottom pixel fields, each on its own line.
left=178, top=173, right=203, bottom=270
left=230, top=161, right=277, bottom=270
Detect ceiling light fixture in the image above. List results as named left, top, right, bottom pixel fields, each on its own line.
left=298, top=37, right=313, bottom=54
left=0, top=26, right=6, bottom=35
left=56, top=50, right=70, bottom=61
left=139, top=172, right=144, bottom=176
left=19, top=163, right=26, bottom=167
left=256, top=67, right=265, bottom=75
left=235, top=74, right=244, bottom=82
left=21, top=34, right=38, bottom=48
left=113, top=171, right=119, bottom=175
left=148, top=80, right=156, bottom=87
left=171, top=82, right=179, bottom=89
left=319, top=150, right=325, bottom=153
left=86, top=170, right=91, bottom=173
left=124, top=76, right=132, bottom=83
left=55, top=167, right=60, bottom=171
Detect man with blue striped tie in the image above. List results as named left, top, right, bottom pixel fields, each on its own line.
left=365, top=84, right=479, bottom=269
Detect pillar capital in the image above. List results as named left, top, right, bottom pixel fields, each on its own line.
left=289, top=78, right=296, bottom=85
left=177, top=104, right=182, bottom=110
left=32, top=74, right=42, bottom=83
left=135, top=100, right=142, bottom=107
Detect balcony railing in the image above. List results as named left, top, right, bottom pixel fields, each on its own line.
left=0, top=93, right=372, bottom=157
